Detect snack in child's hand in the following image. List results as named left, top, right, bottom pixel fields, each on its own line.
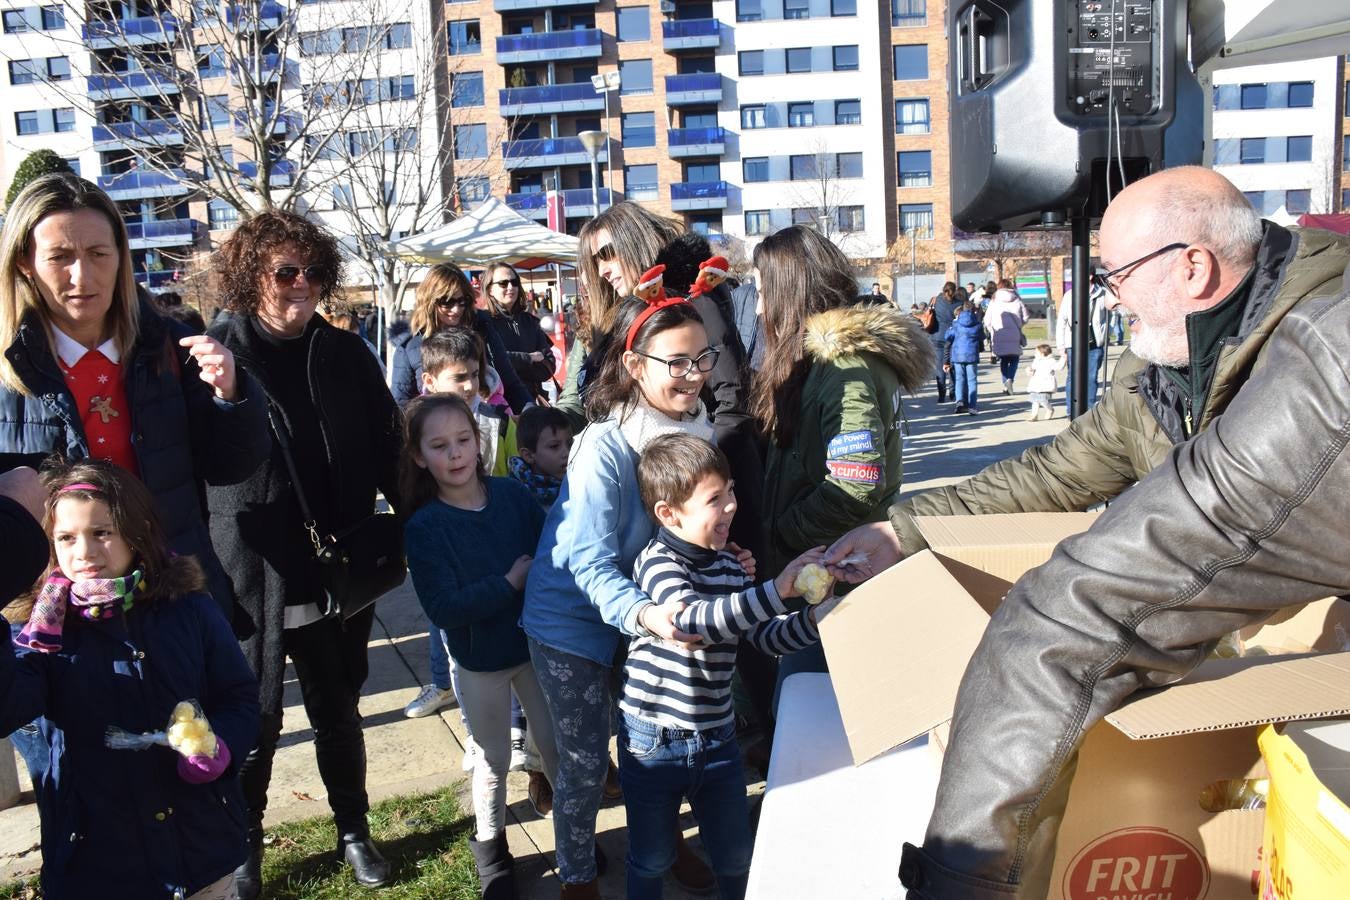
left=165, top=700, right=218, bottom=759
left=794, top=563, right=833, bottom=606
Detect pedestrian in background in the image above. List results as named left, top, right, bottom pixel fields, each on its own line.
left=984, top=286, right=1030, bottom=394
left=482, top=260, right=555, bottom=403
left=944, top=300, right=984, bottom=415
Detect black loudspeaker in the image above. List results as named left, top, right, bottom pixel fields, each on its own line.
left=948, top=0, right=1203, bottom=232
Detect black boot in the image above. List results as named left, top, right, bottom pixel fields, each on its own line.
left=339, top=832, right=391, bottom=887
left=469, top=832, right=517, bottom=900
left=233, top=828, right=263, bottom=900
left=935, top=377, right=947, bottom=403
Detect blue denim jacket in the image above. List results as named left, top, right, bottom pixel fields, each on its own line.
left=521, top=417, right=656, bottom=666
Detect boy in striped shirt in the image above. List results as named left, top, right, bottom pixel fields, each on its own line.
left=624, top=434, right=826, bottom=900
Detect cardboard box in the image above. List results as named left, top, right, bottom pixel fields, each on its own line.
left=817, top=512, right=1350, bottom=899
left=1258, top=719, right=1350, bottom=899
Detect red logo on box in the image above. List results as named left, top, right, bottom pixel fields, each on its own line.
left=1063, top=827, right=1210, bottom=900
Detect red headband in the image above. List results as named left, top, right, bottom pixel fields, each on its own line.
left=625, top=264, right=691, bottom=351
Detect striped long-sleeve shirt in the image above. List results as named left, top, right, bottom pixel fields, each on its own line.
left=622, top=528, right=819, bottom=731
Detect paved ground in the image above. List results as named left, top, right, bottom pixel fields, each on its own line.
left=0, top=341, right=1126, bottom=896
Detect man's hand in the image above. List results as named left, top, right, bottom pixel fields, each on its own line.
left=822, top=523, right=903, bottom=583
left=0, top=467, right=45, bottom=521
left=726, top=542, right=757, bottom=578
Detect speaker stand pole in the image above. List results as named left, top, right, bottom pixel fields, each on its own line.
left=1070, top=214, right=1091, bottom=420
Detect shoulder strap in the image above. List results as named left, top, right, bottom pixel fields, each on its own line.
left=267, top=409, right=327, bottom=554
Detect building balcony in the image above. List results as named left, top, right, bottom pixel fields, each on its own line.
left=496, top=28, right=602, bottom=65
left=82, top=14, right=178, bottom=48
left=237, top=159, right=296, bottom=188
left=662, top=19, right=720, bottom=52
left=125, top=218, right=203, bottom=250
left=138, top=269, right=184, bottom=291
left=664, top=73, right=721, bottom=107
left=670, top=180, right=728, bottom=211
left=499, top=82, right=605, bottom=117
left=229, top=53, right=285, bottom=86
left=87, top=69, right=180, bottom=101
left=503, top=137, right=607, bottom=170
left=506, top=188, right=614, bottom=219
left=91, top=118, right=184, bottom=152
left=96, top=168, right=193, bottom=201
left=493, top=0, right=595, bottom=10
left=232, top=107, right=299, bottom=137
left=225, top=2, right=284, bottom=29
left=668, top=126, right=725, bottom=158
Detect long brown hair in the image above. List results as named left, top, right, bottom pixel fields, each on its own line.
left=398, top=393, right=485, bottom=516
left=749, top=225, right=858, bottom=445
left=583, top=298, right=705, bottom=423
left=577, top=202, right=682, bottom=337
left=481, top=260, right=522, bottom=318
left=409, top=263, right=475, bottom=338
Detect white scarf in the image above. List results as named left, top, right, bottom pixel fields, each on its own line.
left=615, top=395, right=715, bottom=455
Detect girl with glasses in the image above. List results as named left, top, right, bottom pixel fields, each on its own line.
left=390, top=262, right=533, bottom=414
left=481, top=260, right=556, bottom=403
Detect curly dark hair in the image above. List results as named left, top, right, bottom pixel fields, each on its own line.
left=213, top=210, right=344, bottom=314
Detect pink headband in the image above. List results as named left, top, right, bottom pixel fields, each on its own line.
left=60, top=483, right=101, bottom=493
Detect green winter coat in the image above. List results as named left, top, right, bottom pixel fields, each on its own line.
left=763, top=304, right=934, bottom=575
left=889, top=222, right=1350, bottom=553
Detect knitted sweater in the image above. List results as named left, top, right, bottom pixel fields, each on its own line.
left=623, top=528, right=819, bottom=731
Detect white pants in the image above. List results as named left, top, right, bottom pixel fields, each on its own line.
left=456, top=660, right=560, bottom=840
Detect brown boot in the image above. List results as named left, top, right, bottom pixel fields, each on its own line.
left=671, top=834, right=716, bottom=894
left=559, top=879, right=600, bottom=900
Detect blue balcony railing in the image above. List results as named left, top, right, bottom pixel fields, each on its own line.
left=506, top=188, right=613, bottom=216
left=664, top=73, right=722, bottom=105
left=670, top=180, right=729, bottom=209
left=232, top=107, right=299, bottom=135
left=503, top=137, right=606, bottom=168
left=499, top=82, right=605, bottom=115
left=225, top=2, right=285, bottom=27
left=237, top=159, right=296, bottom=184
left=496, top=28, right=602, bottom=63
left=96, top=168, right=191, bottom=196
left=662, top=18, right=720, bottom=49
left=82, top=14, right=178, bottom=43
left=230, top=53, right=283, bottom=82
left=125, top=218, right=200, bottom=243
left=92, top=118, right=183, bottom=145
left=87, top=70, right=178, bottom=94
left=668, top=126, right=726, bottom=151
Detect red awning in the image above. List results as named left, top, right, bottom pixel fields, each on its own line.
left=1296, top=214, right=1350, bottom=235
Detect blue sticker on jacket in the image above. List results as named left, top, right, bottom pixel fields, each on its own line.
left=827, top=430, right=875, bottom=458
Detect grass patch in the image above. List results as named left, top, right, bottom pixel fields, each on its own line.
left=0, top=786, right=479, bottom=900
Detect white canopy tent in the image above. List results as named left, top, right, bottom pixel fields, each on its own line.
left=385, top=197, right=580, bottom=268
left=1190, top=0, right=1350, bottom=71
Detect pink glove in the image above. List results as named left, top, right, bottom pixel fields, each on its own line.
left=176, top=740, right=232, bottom=785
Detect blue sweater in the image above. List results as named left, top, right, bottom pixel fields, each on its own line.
left=405, top=477, right=545, bottom=672
left=522, top=417, right=657, bottom=666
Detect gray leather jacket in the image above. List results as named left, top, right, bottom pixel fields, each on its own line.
left=900, top=285, right=1350, bottom=898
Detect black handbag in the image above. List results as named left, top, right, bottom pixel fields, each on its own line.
left=270, top=412, right=406, bottom=621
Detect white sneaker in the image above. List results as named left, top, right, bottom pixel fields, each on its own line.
left=462, top=735, right=480, bottom=773
left=1027, top=408, right=1039, bottom=421
left=403, top=685, right=455, bottom=719
left=510, top=728, right=528, bottom=772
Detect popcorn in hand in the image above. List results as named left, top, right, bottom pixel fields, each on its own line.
left=794, top=563, right=834, bottom=606
left=166, top=700, right=218, bottom=759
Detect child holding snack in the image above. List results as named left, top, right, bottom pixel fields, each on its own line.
left=401, top=393, right=560, bottom=900
left=0, top=459, right=259, bottom=900
left=508, top=405, right=574, bottom=508
left=624, top=434, right=826, bottom=900
left=1026, top=343, right=1065, bottom=421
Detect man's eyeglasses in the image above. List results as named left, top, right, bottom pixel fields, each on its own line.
left=592, top=242, right=617, bottom=263
left=434, top=296, right=472, bottom=310
left=273, top=265, right=326, bottom=286
left=631, top=347, right=720, bottom=379
left=1090, top=242, right=1188, bottom=298
left=490, top=278, right=520, bottom=290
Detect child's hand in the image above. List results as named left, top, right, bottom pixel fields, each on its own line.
left=505, top=554, right=533, bottom=591
left=774, top=547, right=828, bottom=599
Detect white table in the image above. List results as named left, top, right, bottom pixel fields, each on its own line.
left=746, top=673, right=940, bottom=899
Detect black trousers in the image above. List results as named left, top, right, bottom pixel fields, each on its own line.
left=239, top=605, right=376, bottom=838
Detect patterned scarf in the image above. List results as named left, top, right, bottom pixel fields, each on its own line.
left=16, top=568, right=145, bottom=653
left=508, top=455, right=563, bottom=508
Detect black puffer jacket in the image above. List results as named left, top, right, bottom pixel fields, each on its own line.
left=488, top=306, right=556, bottom=391
left=0, top=299, right=269, bottom=615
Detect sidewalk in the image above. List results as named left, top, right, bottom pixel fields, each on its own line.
left=1, top=341, right=1124, bottom=895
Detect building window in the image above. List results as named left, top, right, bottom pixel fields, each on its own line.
left=741, top=105, right=766, bottom=129
left=899, top=202, right=934, bottom=238
left=836, top=205, right=864, bottom=232
left=892, top=0, right=926, bottom=27
left=616, top=6, right=650, bottom=42
left=743, top=157, right=769, bottom=182
left=198, top=44, right=227, bottom=77
left=1285, top=189, right=1310, bottom=214
left=625, top=163, right=658, bottom=200
left=1285, top=81, right=1314, bottom=108
left=448, top=21, right=481, bottom=55
left=8, top=60, right=38, bottom=85
left=832, top=0, right=857, bottom=15
left=688, top=214, right=720, bottom=237
left=204, top=94, right=230, bottom=128
left=385, top=22, right=412, bottom=49
left=1285, top=135, right=1312, bottom=162
left=3, top=10, right=27, bottom=32
left=736, top=0, right=762, bottom=21
left=684, top=111, right=716, bottom=128
left=15, top=111, right=39, bottom=135
left=46, top=56, right=69, bottom=81
left=686, top=162, right=719, bottom=183
left=833, top=46, right=859, bottom=72
left=893, top=44, right=928, bottom=81
left=40, top=5, right=62, bottom=29
left=452, top=72, right=484, bottom=107
left=787, top=48, right=812, bottom=74
left=739, top=51, right=764, bottom=77
left=789, top=155, right=817, bottom=181
left=835, top=99, right=861, bottom=124
left=898, top=150, right=932, bottom=187
left=455, top=123, right=487, bottom=159
left=53, top=107, right=74, bottom=132
left=745, top=210, right=771, bottom=235
left=457, top=176, right=491, bottom=203
left=784, top=0, right=809, bottom=19
left=1239, top=137, right=1265, bottom=165
left=896, top=98, right=930, bottom=134
left=208, top=199, right=239, bottom=231
left=332, top=184, right=356, bottom=208
left=1239, top=84, right=1267, bottom=109
left=620, top=59, right=652, bottom=94
left=788, top=102, right=814, bottom=127
left=623, top=111, right=655, bottom=147
left=791, top=208, right=817, bottom=226
left=837, top=151, right=863, bottom=178
left=63, top=157, right=80, bottom=175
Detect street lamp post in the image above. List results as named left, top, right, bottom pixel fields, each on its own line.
left=590, top=71, right=621, bottom=211
left=578, top=129, right=607, bottom=216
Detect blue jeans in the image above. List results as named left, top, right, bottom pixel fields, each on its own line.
left=1065, top=346, right=1105, bottom=416
left=952, top=362, right=979, bottom=409
left=619, top=713, right=752, bottom=900
left=997, top=354, right=1020, bottom=383
left=529, top=638, right=612, bottom=885
left=10, top=723, right=48, bottom=785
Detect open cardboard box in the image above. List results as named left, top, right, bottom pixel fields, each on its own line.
left=818, top=512, right=1350, bottom=899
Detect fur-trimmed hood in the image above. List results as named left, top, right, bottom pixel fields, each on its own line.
left=803, top=304, right=934, bottom=392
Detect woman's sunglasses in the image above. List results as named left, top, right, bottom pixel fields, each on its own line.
left=490, top=278, right=520, bottom=289
left=273, top=265, right=325, bottom=286
left=592, top=242, right=617, bottom=263
left=435, top=296, right=472, bottom=310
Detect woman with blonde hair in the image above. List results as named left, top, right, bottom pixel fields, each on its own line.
left=481, top=259, right=555, bottom=400
left=0, top=172, right=269, bottom=792
left=390, top=261, right=533, bottom=412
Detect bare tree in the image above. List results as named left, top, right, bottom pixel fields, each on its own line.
left=708, top=233, right=751, bottom=279
left=790, top=139, right=866, bottom=255
left=954, top=229, right=1025, bottom=282
left=883, top=229, right=948, bottom=307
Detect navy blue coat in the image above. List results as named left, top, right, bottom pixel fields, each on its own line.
left=389, top=309, right=534, bottom=412
left=1, top=589, right=260, bottom=899
left=944, top=310, right=984, bottom=365
left=0, top=300, right=270, bottom=617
